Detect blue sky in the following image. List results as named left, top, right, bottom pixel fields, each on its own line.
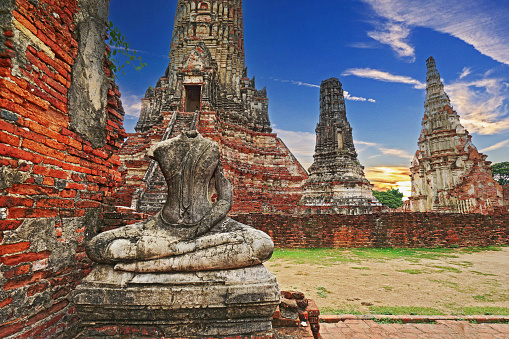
left=109, top=0, right=509, bottom=197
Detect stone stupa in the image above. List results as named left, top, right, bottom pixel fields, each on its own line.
left=299, top=78, right=381, bottom=215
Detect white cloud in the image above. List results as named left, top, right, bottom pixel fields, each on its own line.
left=344, top=90, right=376, bottom=103
left=446, top=77, right=509, bottom=134
left=361, top=0, right=509, bottom=66
left=459, top=67, right=472, bottom=79
left=355, top=140, right=414, bottom=160
left=367, top=22, right=415, bottom=62
left=272, top=78, right=319, bottom=88
left=379, top=147, right=414, bottom=160
left=349, top=41, right=380, bottom=49
left=270, top=78, right=376, bottom=102
left=344, top=67, right=509, bottom=135
left=342, top=68, right=425, bottom=89
left=273, top=128, right=315, bottom=169
left=121, top=94, right=143, bottom=119
left=480, top=139, right=509, bottom=153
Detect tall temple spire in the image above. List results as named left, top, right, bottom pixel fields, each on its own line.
left=168, top=0, right=246, bottom=93
left=299, top=78, right=380, bottom=215
left=135, top=0, right=271, bottom=133
left=409, top=57, right=503, bottom=214
left=424, top=56, right=451, bottom=116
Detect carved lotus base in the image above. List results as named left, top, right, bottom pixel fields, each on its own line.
left=74, top=264, right=280, bottom=338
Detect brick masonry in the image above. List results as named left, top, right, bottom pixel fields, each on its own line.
left=233, top=212, right=509, bottom=248
left=0, top=0, right=126, bottom=338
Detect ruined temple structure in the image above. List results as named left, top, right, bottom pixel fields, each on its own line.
left=298, top=78, right=381, bottom=215
left=409, top=57, right=504, bottom=214
left=117, top=0, right=307, bottom=214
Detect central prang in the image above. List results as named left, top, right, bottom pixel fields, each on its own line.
left=76, top=131, right=280, bottom=338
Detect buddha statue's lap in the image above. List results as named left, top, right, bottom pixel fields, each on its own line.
left=86, top=131, right=274, bottom=273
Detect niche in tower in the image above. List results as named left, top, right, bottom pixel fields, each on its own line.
left=185, top=85, right=201, bottom=112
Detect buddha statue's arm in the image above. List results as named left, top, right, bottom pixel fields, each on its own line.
left=191, top=165, right=233, bottom=238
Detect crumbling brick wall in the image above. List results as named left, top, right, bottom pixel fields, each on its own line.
left=504, top=185, right=509, bottom=207
left=0, top=0, right=126, bottom=337
left=234, top=213, right=509, bottom=249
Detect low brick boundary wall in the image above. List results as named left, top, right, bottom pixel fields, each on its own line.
left=233, top=213, right=509, bottom=248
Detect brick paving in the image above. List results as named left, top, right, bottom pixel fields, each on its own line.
left=319, top=320, right=509, bottom=338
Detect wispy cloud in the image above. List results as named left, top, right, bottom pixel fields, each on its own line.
left=355, top=140, right=414, bottom=160
left=344, top=91, right=376, bottom=103
left=268, top=78, right=376, bottom=102
left=361, top=0, right=509, bottom=66
left=344, top=67, right=509, bottom=135
left=273, top=128, right=315, bottom=170
left=480, top=139, right=509, bottom=153
left=349, top=41, right=381, bottom=49
left=109, top=45, right=169, bottom=59
left=367, top=22, right=415, bottom=62
left=271, top=78, right=319, bottom=88
left=121, top=94, right=143, bottom=119
left=445, top=77, right=509, bottom=134
left=459, top=67, right=472, bottom=79
left=342, top=68, right=425, bottom=89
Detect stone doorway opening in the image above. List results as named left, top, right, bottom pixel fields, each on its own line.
left=185, top=85, right=201, bottom=112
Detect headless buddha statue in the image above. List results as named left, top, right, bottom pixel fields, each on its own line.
left=86, top=130, right=274, bottom=272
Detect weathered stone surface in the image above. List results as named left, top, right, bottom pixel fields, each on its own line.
left=81, top=129, right=280, bottom=336
left=87, top=131, right=274, bottom=272
left=408, top=57, right=504, bottom=214
left=0, top=165, right=31, bottom=190
left=74, top=264, right=280, bottom=337
left=68, top=0, right=110, bottom=148
left=299, top=78, right=381, bottom=214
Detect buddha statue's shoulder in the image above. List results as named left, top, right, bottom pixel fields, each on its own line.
left=148, top=131, right=216, bottom=158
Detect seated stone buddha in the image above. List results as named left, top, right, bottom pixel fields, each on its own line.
left=86, top=130, right=274, bottom=273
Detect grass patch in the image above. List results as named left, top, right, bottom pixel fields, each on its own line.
left=369, top=306, right=445, bottom=315
left=429, top=279, right=460, bottom=290
left=398, top=269, right=424, bottom=274
left=455, top=307, right=509, bottom=315
left=351, top=266, right=371, bottom=270
left=270, top=248, right=356, bottom=265
left=430, top=265, right=462, bottom=273
left=321, top=306, right=362, bottom=315
left=317, top=286, right=331, bottom=298
left=473, top=294, right=494, bottom=302
left=350, top=247, right=458, bottom=261
left=381, top=286, right=393, bottom=291
left=460, top=246, right=503, bottom=254
left=271, top=246, right=504, bottom=265
left=471, top=271, right=496, bottom=277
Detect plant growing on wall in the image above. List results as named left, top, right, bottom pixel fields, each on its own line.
left=107, top=21, right=147, bottom=77
left=492, top=162, right=509, bottom=185
left=372, top=189, right=404, bottom=209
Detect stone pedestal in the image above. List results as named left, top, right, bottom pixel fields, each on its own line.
left=74, top=264, right=280, bottom=338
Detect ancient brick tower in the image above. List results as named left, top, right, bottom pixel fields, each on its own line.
left=118, top=0, right=308, bottom=214
left=299, top=78, right=380, bottom=215
left=409, top=57, right=503, bottom=214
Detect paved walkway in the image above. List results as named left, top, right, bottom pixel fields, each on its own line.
left=319, top=319, right=509, bottom=338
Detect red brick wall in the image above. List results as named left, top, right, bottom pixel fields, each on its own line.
left=0, top=0, right=125, bottom=338
left=233, top=213, right=509, bottom=248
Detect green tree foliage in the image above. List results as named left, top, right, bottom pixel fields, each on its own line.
left=492, top=162, right=509, bottom=185
left=107, top=21, right=147, bottom=77
left=373, top=189, right=404, bottom=209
